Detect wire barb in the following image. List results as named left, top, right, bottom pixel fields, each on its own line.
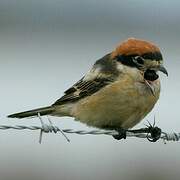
left=37, top=113, right=70, bottom=143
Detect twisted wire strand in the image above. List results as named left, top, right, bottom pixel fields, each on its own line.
left=0, top=122, right=179, bottom=143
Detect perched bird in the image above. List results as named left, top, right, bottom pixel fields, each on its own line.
left=8, top=38, right=168, bottom=139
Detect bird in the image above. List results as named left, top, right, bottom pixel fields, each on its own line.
left=8, top=38, right=168, bottom=139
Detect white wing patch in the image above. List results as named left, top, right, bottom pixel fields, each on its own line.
left=83, top=67, right=102, bottom=81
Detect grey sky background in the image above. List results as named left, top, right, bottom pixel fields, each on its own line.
left=0, top=1, right=180, bottom=180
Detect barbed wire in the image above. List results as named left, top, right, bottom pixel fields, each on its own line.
left=1, top=113, right=180, bottom=144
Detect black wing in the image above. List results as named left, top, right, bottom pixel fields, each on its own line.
left=52, top=53, right=118, bottom=105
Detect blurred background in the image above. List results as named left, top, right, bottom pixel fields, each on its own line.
left=0, top=0, right=180, bottom=180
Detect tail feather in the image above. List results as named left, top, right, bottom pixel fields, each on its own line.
left=7, top=106, right=54, bottom=119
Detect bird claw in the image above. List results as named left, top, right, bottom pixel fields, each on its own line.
left=113, top=128, right=127, bottom=140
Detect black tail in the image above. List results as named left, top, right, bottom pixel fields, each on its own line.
left=7, top=106, right=54, bottom=119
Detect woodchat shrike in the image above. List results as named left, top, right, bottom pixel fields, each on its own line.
left=8, top=38, right=168, bottom=134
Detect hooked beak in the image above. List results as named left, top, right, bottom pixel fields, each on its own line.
left=159, top=65, right=168, bottom=76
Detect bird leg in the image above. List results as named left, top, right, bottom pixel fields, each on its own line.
left=112, top=128, right=127, bottom=140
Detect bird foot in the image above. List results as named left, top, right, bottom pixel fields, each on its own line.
left=112, top=128, right=127, bottom=140
left=112, top=121, right=162, bottom=142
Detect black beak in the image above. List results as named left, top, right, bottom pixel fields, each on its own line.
left=159, top=65, right=168, bottom=76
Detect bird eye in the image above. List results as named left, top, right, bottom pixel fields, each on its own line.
left=134, top=56, right=144, bottom=65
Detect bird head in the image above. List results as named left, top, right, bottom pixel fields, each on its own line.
left=111, top=38, right=168, bottom=80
